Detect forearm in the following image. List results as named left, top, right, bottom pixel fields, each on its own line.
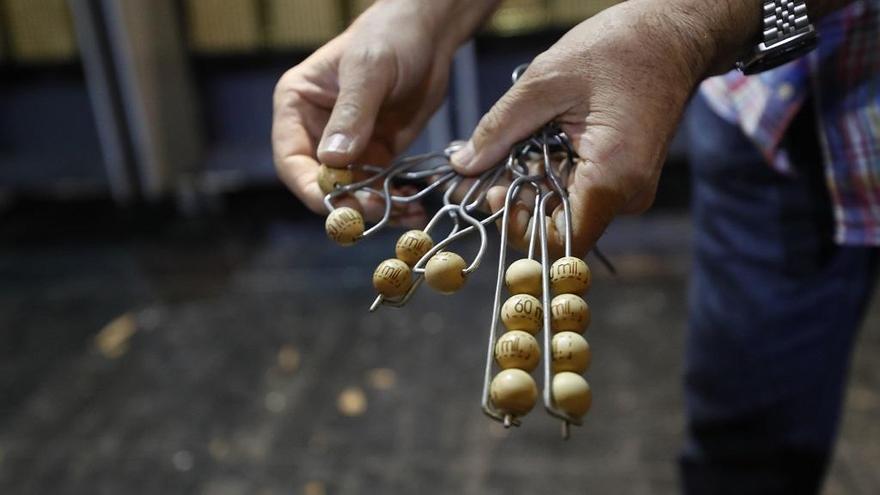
left=365, top=0, right=502, bottom=53
left=429, top=0, right=504, bottom=47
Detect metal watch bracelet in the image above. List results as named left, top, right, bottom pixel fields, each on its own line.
left=737, top=0, right=818, bottom=74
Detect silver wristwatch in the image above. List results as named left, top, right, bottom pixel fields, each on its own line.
left=737, top=0, right=818, bottom=75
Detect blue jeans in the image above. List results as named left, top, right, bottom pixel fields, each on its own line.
left=681, top=94, right=878, bottom=494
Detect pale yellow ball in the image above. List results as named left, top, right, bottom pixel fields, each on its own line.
left=550, top=293, right=591, bottom=333
left=325, top=207, right=364, bottom=246
left=552, top=372, right=592, bottom=418
left=505, top=258, right=543, bottom=297
left=424, top=251, right=467, bottom=294
left=550, top=256, right=591, bottom=295
left=372, top=259, right=412, bottom=298
left=395, top=230, right=433, bottom=267
left=552, top=332, right=592, bottom=373
left=494, top=330, right=540, bottom=372
left=317, top=164, right=353, bottom=194
left=501, top=294, right=543, bottom=334
left=490, top=369, right=538, bottom=417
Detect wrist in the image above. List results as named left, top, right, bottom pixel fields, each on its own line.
left=675, top=0, right=848, bottom=77
left=669, top=0, right=763, bottom=77
left=375, top=0, right=501, bottom=53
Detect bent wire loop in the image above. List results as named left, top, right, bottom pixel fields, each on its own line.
left=321, top=65, right=617, bottom=437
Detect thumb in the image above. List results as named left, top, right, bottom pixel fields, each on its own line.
left=451, top=67, right=563, bottom=175
left=317, top=48, right=395, bottom=167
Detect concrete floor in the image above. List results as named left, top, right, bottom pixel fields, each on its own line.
left=0, top=198, right=878, bottom=494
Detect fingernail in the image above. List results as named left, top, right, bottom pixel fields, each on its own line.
left=451, top=141, right=475, bottom=171
left=320, top=133, right=353, bottom=155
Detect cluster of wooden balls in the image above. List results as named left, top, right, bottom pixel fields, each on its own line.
left=489, top=258, right=544, bottom=419
left=372, top=230, right=435, bottom=299
left=320, top=164, right=474, bottom=299
left=373, top=235, right=472, bottom=299
left=488, top=255, right=594, bottom=422
left=548, top=256, right=593, bottom=419
left=321, top=164, right=363, bottom=246
left=321, top=163, right=593, bottom=425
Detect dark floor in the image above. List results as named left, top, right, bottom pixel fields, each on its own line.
left=0, top=194, right=878, bottom=495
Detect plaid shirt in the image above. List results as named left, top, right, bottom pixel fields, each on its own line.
left=701, top=1, right=880, bottom=245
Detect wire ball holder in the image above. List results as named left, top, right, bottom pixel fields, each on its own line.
left=321, top=66, right=612, bottom=439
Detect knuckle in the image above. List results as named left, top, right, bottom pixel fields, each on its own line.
left=273, top=68, right=299, bottom=103
left=344, top=41, right=395, bottom=68
left=473, top=107, right=508, bottom=147
left=332, top=100, right=363, bottom=123
left=271, top=148, right=288, bottom=173
left=519, top=68, right=569, bottom=106
left=524, top=53, right=555, bottom=77
left=273, top=75, right=308, bottom=122
left=478, top=110, right=503, bottom=136
left=518, top=51, right=586, bottom=108
left=523, top=51, right=567, bottom=82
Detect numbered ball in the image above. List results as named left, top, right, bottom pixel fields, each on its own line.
left=552, top=332, right=591, bottom=373
left=550, top=294, right=591, bottom=333
left=494, top=330, right=540, bottom=372
left=425, top=251, right=467, bottom=294
left=395, top=230, right=433, bottom=267
left=552, top=372, right=592, bottom=418
left=325, top=207, right=364, bottom=246
left=501, top=294, right=543, bottom=334
left=490, top=369, right=538, bottom=417
left=372, top=259, right=412, bottom=298
left=317, top=164, right=353, bottom=194
left=550, top=257, right=591, bottom=295
left=505, top=259, right=542, bottom=297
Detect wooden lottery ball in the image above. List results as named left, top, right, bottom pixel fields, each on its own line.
left=505, top=258, right=542, bottom=297
left=317, top=164, right=353, bottom=194
left=490, top=369, right=538, bottom=417
left=372, top=259, right=412, bottom=298
left=494, top=330, right=540, bottom=372
left=325, top=207, right=364, bottom=246
left=395, top=230, right=434, bottom=267
left=550, top=256, right=591, bottom=295
left=550, top=293, right=591, bottom=333
left=552, top=332, right=592, bottom=373
left=552, top=372, right=592, bottom=418
left=501, top=294, right=543, bottom=334
left=424, top=251, right=467, bottom=294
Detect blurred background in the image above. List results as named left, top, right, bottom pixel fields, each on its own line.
left=1, top=0, right=879, bottom=493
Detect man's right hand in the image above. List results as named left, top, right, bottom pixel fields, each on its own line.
left=273, top=0, right=499, bottom=223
